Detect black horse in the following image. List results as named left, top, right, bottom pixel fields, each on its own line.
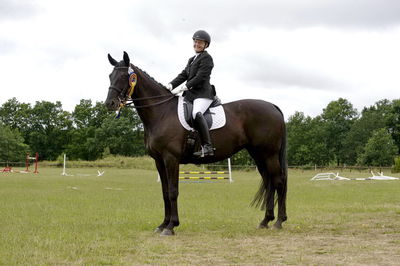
left=105, top=52, right=287, bottom=236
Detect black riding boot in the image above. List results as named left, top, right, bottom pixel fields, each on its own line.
left=193, top=112, right=215, bottom=158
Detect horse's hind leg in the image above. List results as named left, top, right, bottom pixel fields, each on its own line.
left=257, top=162, right=276, bottom=229
left=248, top=148, right=276, bottom=229
left=266, top=155, right=287, bottom=229
left=250, top=148, right=287, bottom=229
left=258, top=185, right=275, bottom=229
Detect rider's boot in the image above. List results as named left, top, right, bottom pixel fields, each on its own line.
left=193, top=112, right=215, bottom=158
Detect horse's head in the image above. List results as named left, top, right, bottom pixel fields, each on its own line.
left=105, top=51, right=134, bottom=111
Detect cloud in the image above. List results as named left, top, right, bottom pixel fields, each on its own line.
left=129, top=0, right=400, bottom=42
left=221, top=53, right=344, bottom=91
left=0, top=0, right=40, bottom=21
left=0, top=38, right=16, bottom=54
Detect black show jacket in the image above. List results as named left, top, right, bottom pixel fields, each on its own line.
left=170, top=51, right=214, bottom=101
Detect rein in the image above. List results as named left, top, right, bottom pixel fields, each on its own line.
left=123, top=94, right=175, bottom=109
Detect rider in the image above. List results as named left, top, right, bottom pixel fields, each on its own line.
left=167, top=30, right=215, bottom=158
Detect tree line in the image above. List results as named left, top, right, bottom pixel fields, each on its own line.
left=0, top=98, right=145, bottom=162
left=0, top=97, right=399, bottom=167
left=287, top=98, right=399, bottom=167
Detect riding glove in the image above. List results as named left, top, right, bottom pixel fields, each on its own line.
left=171, top=85, right=188, bottom=95
left=166, top=83, right=173, bottom=91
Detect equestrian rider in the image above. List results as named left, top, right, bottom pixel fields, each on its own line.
left=167, top=30, right=215, bottom=158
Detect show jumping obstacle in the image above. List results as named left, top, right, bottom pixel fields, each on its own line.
left=180, top=158, right=233, bottom=182
left=25, top=152, right=39, bottom=173
left=179, top=171, right=230, bottom=181
left=1, top=152, right=38, bottom=173
left=157, top=158, right=233, bottom=183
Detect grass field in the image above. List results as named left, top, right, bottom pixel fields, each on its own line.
left=1, top=167, right=400, bottom=265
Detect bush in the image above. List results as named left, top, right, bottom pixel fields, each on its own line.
left=0, top=125, right=30, bottom=162
left=394, top=157, right=400, bottom=173
left=357, top=128, right=398, bottom=166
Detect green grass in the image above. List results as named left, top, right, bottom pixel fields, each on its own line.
left=43, top=155, right=211, bottom=171
left=1, top=168, right=400, bottom=265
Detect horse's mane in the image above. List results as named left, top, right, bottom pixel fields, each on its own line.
left=132, top=64, right=167, bottom=90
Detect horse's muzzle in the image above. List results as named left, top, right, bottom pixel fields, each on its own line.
left=105, top=98, right=120, bottom=111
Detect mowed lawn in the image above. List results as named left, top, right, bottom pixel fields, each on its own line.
left=1, top=167, right=400, bottom=265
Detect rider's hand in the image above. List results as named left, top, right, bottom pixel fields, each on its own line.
left=171, top=85, right=188, bottom=95
left=166, top=83, right=173, bottom=91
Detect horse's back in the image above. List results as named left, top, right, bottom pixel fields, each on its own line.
left=221, top=99, right=285, bottom=148
left=223, top=99, right=284, bottom=123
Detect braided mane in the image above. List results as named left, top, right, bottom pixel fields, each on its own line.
left=132, top=64, right=167, bottom=90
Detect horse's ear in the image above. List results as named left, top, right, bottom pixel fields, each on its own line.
left=123, top=51, right=130, bottom=66
left=108, top=54, right=118, bottom=66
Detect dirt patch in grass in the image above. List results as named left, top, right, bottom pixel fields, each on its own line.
left=121, top=220, right=400, bottom=265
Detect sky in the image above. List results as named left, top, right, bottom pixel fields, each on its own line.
left=0, top=0, right=399, bottom=118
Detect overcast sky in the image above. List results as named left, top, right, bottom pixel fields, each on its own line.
left=1, top=0, right=399, bottom=118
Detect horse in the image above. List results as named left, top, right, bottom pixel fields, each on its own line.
left=105, top=51, right=287, bottom=236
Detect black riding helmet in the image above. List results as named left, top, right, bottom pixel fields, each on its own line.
left=192, top=30, right=211, bottom=47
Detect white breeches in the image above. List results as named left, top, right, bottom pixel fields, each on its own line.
left=192, top=98, right=213, bottom=119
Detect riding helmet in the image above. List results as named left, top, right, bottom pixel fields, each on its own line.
left=192, top=30, right=211, bottom=47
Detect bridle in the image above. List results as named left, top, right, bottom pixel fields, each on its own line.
left=109, top=66, right=174, bottom=112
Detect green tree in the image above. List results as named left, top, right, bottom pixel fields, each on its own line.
left=72, top=99, right=94, bottom=129
left=358, top=128, right=398, bottom=166
left=66, top=101, right=144, bottom=159
left=0, top=98, right=32, bottom=140
left=28, top=101, right=72, bottom=160
left=231, top=149, right=254, bottom=166
left=0, top=123, right=30, bottom=162
left=321, top=98, right=358, bottom=165
left=386, top=99, right=400, bottom=151
left=306, top=116, right=332, bottom=165
left=71, top=100, right=111, bottom=129
left=65, top=100, right=112, bottom=160
left=287, top=112, right=312, bottom=165
left=394, top=157, right=400, bottom=172
left=95, top=115, right=145, bottom=156
left=342, top=100, right=391, bottom=165
left=287, top=112, right=331, bottom=166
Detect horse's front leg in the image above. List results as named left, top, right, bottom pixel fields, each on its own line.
left=154, top=158, right=171, bottom=234
left=160, top=155, right=180, bottom=236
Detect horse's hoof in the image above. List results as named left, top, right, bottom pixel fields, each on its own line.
left=160, top=229, right=175, bottom=236
left=258, top=223, right=268, bottom=229
left=154, top=227, right=163, bottom=234
left=273, top=222, right=283, bottom=230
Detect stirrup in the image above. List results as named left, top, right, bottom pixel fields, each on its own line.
left=193, top=145, right=214, bottom=158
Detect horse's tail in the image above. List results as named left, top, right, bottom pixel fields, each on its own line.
left=275, top=105, right=288, bottom=194
left=279, top=120, right=288, bottom=204
left=251, top=107, right=287, bottom=210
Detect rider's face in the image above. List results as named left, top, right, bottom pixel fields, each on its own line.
left=193, top=39, right=207, bottom=52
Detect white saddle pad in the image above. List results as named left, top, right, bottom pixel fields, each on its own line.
left=177, top=96, right=226, bottom=131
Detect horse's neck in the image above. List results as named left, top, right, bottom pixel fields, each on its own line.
left=133, top=67, right=174, bottom=129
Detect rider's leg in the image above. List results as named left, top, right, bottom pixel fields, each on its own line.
left=192, top=98, right=213, bottom=120
left=192, top=98, right=214, bottom=157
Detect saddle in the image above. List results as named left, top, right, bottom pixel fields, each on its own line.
left=183, top=97, right=222, bottom=128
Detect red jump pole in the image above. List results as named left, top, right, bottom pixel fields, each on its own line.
left=34, top=152, right=39, bottom=174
